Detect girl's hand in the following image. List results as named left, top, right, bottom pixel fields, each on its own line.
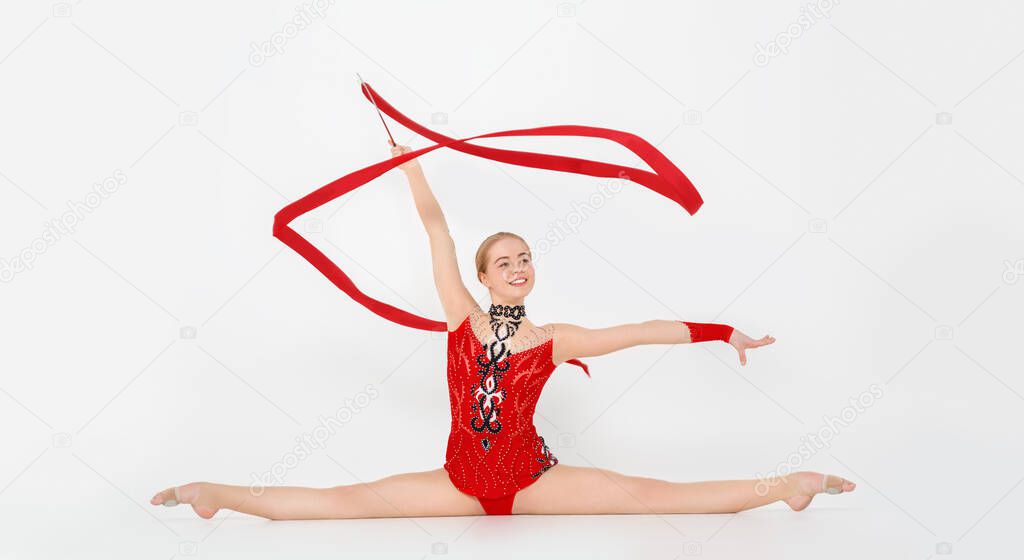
left=390, top=144, right=421, bottom=173
left=728, top=330, right=775, bottom=366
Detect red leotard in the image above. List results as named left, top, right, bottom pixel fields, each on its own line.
left=444, top=305, right=589, bottom=515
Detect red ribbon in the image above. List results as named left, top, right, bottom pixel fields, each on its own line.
left=273, top=82, right=704, bottom=339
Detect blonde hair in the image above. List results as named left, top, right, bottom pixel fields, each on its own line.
left=475, top=232, right=528, bottom=278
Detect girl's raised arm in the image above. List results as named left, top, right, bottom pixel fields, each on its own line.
left=392, top=144, right=477, bottom=330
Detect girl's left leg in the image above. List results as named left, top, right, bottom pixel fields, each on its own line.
left=511, top=464, right=855, bottom=515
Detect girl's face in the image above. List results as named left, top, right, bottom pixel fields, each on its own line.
left=479, top=237, right=534, bottom=301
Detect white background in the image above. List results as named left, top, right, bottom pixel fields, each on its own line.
left=1, top=0, right=1022, bottom=558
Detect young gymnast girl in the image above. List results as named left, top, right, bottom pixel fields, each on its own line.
left=150, top=135, right=856, bottom=519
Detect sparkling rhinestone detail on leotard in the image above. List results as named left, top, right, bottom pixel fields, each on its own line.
left=469, top=304, right=526, bottom=451
left=531, top=435, right=558, bottom=478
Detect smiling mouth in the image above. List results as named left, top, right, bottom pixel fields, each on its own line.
left=509, top=278, right=527, bottom=286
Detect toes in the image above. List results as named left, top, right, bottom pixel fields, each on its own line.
left=822, top=475, right=838, bottom=494
left=151, top=485, right=190, bottom=507
left=822, top=474, right=854, bottom=495
left=152, top=483, right=216, bottom=518
left=151, top=487, right=177, bottom=506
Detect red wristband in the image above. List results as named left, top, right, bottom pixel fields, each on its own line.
left=679, top=321, right=734, bottom=343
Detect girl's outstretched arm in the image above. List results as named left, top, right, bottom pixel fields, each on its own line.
left=550, top=320, right=775, bottom=366
left=392, top=144, right=445, bottom=236
left=391, top=144, right=476, bottom=329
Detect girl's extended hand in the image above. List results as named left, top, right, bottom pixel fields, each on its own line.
left=390, top=144, right=421, bottom=173
left=728, top=330, right=776, bottom=366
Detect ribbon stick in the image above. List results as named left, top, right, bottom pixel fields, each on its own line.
left=356, top=73, right=396, bottom=147
left=273, top=81, right=704, bottom=334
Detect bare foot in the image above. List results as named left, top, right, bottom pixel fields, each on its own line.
left=785, top=471, right=856, bottom=512
left=150, top=482, right=219, bottom=519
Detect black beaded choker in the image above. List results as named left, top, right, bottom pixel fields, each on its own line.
left=488, top=303, right=526, bottom=321
left=488, top=303, right=526, bottom=341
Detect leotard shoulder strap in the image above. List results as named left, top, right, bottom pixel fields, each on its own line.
left=272, top=82, right=704, bottom=373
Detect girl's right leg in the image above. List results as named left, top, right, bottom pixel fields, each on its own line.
left=150, top=468, right=485, bottom=520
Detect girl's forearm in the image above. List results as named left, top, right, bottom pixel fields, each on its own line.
left=403, top=167, right=449, bottom=236
left=640, top=319, right=734, bottom=344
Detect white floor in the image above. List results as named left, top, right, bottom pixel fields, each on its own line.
left=3, top=502, right=1014, bottom=559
